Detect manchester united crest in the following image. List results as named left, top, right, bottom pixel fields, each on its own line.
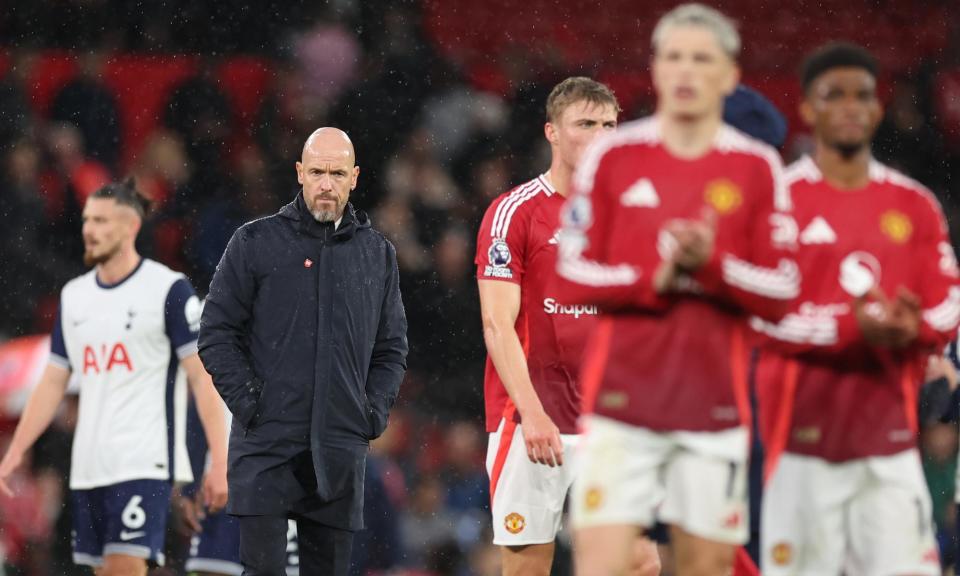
left=880, top=210, right=912, bottom=244
left=585, top=487, right=604, bottom=511
left=771, top=542, right=793, bottom=566
left=504, top=512, right=526, bottom=534
left=704, top=179, right=743, bottom=215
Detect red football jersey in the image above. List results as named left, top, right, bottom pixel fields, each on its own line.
left=476, top=175, right=599, bottom=434
left=753, top=156, right=960, bottom=463
left=556, top=117, right=798, bottom=433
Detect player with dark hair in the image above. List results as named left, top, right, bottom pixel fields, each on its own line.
left=555, top=4, right=799, bottom=575
left=476, top=76, right=659, bottom=576
left=753, top=42, right=960, bottom=575
left=0, top=178, right=229, bottom=575
left=798, top=42, right=879, bottom=109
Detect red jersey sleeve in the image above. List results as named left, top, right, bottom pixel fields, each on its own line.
left=752, top=179, right=960, bottom=357
left=750, top=307, right=861, bottom=357
left=915, top=195, right=960, bottom=349
left=554, top=144, right=668, bottom=311
left=747, top=221, right=864, bottom=358
left=475, top=193, right=529, bottom=285
left=693, top=151, right=800, bottom=322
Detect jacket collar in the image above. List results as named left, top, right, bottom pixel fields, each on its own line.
left=278, top=190, right=370, bottom=240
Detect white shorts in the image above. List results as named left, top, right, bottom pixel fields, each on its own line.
left=486, top=418, right=580, bottom=545
left=570, top=415, right=750, bottom=545
left=762, top=450, right=940, bottom=576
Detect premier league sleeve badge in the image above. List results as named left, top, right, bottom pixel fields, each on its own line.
left=483, top=238, right=515, bottom=279
left=489, top=239, right=512, bottom=268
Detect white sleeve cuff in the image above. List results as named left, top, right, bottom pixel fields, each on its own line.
left=176, top=340, right=199, bottom=360
left=48, top=353, right=71, bottom=371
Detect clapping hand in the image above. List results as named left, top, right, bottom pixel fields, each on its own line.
left=854, top=286, right=921, bottom=349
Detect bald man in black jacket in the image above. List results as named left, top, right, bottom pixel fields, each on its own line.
left=199, top=127, right=408, bottom=576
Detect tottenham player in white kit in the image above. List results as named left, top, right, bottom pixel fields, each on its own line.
left=0, top=179, right=228, bottom=576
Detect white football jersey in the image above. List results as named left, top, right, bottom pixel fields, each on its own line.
left=51, top=259, right=201, bottom=489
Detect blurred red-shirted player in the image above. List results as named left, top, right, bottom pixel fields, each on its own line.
left=752, top=43, right=960, bottom=576
left=475, top=77, right=659, bottom=576
left=555, top=5, right=800, bottom=576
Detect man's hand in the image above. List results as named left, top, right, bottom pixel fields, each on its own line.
left=854, top=286, right=921, bottom=349
left=926, top=354, right=959, bottom=391
left=652, top=260, right=679, bottom=295
left=664, top=209, right=717, bottom=272
left=653, top=209, right=716, bottom=294
left=520, top=409, right=564, bottom=467
left=0, top=449, right=22, bottom=497
left=173, top=492, right=204, bottom=537
left=202, top=462, right=228, bottom=513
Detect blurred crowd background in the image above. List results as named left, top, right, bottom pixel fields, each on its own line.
left=2, top=0, right=960, bottom=574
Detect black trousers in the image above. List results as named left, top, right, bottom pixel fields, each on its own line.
left=239, top=514, right=354, bottom=576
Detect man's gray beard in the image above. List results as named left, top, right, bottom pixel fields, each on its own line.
left=311, top=208, right=340, bottom=222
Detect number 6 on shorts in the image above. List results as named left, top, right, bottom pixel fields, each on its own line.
left=122, top=495, right=147, bottom=530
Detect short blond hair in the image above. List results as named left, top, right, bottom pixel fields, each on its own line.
left=546, top=77, right=621, bottom=123
left=652, top=3, right=740, bottom=59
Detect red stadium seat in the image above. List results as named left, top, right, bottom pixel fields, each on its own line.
left=422, top=0, right=943, bottom=94
left=26, top=52, right=78, bottom=115
left=597, top=72, right=652, bottom=116
left=70, top=161, right=112, bottom=205
left=218, top=56, right=273, bottom=126
left=153, top=217, right=190, bottom=273
left=933, top=69, right=960, bottom=151
left=218, top=56, right=275, bottom=162
left=101, top=55, right=198, bottom=169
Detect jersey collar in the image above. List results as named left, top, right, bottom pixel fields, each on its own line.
left=95, top=258, right=145, bottom=289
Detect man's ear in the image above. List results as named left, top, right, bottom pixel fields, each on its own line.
left=799, top=99, right=816, bottom=129
left=545, top=122, right=558, bottom=145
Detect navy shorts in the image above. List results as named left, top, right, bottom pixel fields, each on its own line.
left=186, top=512, right=300, bottom=576
left=71, top=479, right=172, bottom=567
